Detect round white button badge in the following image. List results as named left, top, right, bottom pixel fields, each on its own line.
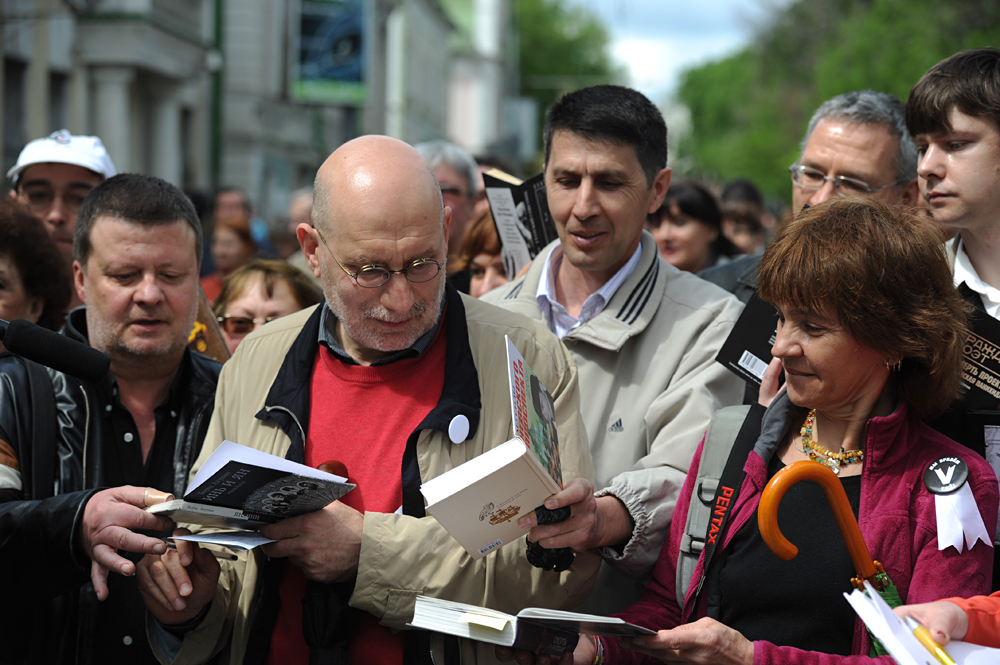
left=448, top=415, right=469, bottom=443
left=123, top=432, right=134, bottom=443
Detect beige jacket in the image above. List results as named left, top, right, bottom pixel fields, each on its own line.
left=153, top=290, right=598, bottom=665
left=484, top=232, right=745, bottom=613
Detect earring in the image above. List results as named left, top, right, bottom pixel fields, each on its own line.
left=884, top=358, right=902, bottom=372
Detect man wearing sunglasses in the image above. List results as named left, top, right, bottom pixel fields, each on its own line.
left=137, top=135, right=598, bottom=665
left=701, top=90, right=920, bottom=303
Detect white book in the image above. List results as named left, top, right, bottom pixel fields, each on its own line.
left=408, top=596, right=654, bottom=657
left=421, top=337, right=564, bottom=559
left=845, top=582, right=1000, bottom=665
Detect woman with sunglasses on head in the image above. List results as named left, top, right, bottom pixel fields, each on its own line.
left=213, top=259, right=322, bottom=355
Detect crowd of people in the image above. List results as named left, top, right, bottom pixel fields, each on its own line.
left=0, top=46, right=999, bottom=665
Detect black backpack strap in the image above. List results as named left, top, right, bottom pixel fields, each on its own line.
left=686, top=402, right=765, bottom=614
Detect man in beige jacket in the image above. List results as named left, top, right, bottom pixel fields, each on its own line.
left=136, top=136, right=598, bottom=665
left=484, top=85, right=745, bottom=614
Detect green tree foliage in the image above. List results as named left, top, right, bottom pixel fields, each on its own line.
left=516, top=0, right=624, bottom=156
left=677, top=0, right=1000, bottom=203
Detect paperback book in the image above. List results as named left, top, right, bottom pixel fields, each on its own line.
left=409, top=596, right=655, bottom=656
left=482, top=169, right=558, bottom=278
left=149, top=440, right=355, bottom=531
left=421, top=336, right=563, bottom=559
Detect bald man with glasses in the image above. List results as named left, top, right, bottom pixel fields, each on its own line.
left=137, top=135, right=598, bottom=665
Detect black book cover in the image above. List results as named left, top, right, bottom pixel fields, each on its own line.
left=716, top=291, right=779, bottom=387
left=184, top=461, right=353, bottom=519
left=483, top=171, right=558, bottom=278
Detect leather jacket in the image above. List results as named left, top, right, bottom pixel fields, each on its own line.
left=0, top=308, right=221, bottom=665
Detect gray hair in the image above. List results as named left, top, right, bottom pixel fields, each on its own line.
left=800, top=90, right=917, bottom=187
left=414, top=140, right=478, bottom=199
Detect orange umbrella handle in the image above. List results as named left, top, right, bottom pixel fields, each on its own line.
left=758, top=460, right=880, bottom=586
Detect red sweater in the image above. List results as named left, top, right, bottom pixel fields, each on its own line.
left=267, top=322, right=447, bottom=665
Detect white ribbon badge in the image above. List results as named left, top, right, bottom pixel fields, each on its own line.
left=935, top=482, right=993, bottom=553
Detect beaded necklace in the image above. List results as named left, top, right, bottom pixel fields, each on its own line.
left=799, top=409, right=863, bottom=475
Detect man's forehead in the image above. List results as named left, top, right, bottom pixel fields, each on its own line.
left=547, top=130, right=640, bottom=168
left=803, top=120, right=897, bottom=172
left=90, top=215, right=196, bottom=251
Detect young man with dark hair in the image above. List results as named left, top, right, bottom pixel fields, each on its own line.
left=906, top=47, right=1000, bottom=316
left=485, top=85, right=744, bottom=614
left=0, top=173, right=222, bottom=664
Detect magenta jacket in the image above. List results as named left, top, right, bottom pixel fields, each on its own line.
left=607, top=394, right=999, bottom=664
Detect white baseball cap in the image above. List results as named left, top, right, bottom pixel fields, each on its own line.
left=7, top=129, right=117, bottom=183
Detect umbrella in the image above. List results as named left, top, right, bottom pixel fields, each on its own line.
left=758, top=460, right=901, bottom=656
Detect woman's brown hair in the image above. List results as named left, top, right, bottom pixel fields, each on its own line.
left=758, top=197, right=970, bottom=420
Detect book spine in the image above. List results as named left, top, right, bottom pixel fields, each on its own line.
left=512, top=622, right=580, bottom=657
left=520, top=443, right=562, bottom=495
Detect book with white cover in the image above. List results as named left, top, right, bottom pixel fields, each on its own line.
left=845, top=581, right=1000, bottom=665
left=148, top=440, right=355, bottom=531
left=420, top=337, right=563, bottom=559
left=409, top=596, right=654, bottom=656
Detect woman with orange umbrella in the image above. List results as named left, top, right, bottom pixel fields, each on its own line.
left=504, top=199, right=998, bottom=665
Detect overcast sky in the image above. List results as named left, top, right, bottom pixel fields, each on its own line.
left=571, top=0, right=785, bottom=103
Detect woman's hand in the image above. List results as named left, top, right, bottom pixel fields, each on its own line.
left=620, top=618, right=753, bottom=665
left=758, top=357, right=784, bottom=408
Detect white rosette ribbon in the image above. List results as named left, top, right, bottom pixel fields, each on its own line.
left=935, top=482, right=992, bottom=553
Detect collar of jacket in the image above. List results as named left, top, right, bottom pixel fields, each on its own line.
left=63, top=306, right=221, bottom=403
left=256, top=282, right=483, bottom=465
left=735, top=255, right=761, bottom=291
left=507, top=229, right=667, bottom=352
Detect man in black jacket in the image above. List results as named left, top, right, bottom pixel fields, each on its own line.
left=0, top=173, right=222, bottom=665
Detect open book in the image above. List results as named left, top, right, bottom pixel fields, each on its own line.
left=409, top=596, right=654, bottom=656
left=845, top=582, right=1000, bottom=665
left=148, top=441, right=355, bottom=532
left=482, top=169, right=558, bottom=278
left=420, top=336, right=563, bottom=559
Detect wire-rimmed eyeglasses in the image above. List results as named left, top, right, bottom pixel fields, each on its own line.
left=314, top=227, right=444, bottom=288
left=789, top=164, right=904, bottom=196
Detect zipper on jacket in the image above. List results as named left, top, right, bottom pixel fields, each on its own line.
left=80, top=384, right=91, bottom=488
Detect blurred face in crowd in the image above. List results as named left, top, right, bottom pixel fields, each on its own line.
left=75, top=217, right=199, bottom=376
left=217, top=272, right=304, bottom=354
left=645, top=200, right=719, bottom=273
left=914, top=107, right=1000, bottom=236
left=212, top=225, right=253, bottom=275
left=215, top=190, right=248, bottom=220
left=469, top=251, right=508, bottom=298
left=792, top=118, right=916, bottom=212
left=545, top=130, right=670, bottom=283
left=434, top=162, right=473, bottom=255
left=304, top=136, right=449, bottom=365
left=288, top=195, right=313, bottom=235
left=723, top=218, right=763, bottom=255
left=0, top=253, right=42, bottom=327
left=12, top=163, right=103, bottom=258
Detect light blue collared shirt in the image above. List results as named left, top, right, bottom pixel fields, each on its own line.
left=535, top=242, right=642, bottom=339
